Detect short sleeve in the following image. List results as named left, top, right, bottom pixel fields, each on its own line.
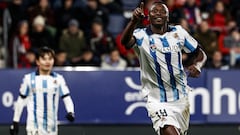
left=58, top=75, right=70, bottom=97
left=178, top=26, right=198, bottom=53
left=19, top=75, right=30, bottom=97
left=133, top=28, right=145, bottom=47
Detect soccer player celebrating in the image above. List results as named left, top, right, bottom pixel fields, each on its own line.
left=10, top=47, right=75, bottom=135
left=121, top=1, right=207, bottom=135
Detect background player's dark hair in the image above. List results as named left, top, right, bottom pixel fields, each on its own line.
left=36, top=46, right=55, bottom=60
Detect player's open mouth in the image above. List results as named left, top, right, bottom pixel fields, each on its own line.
left=154, top=17, right=162, bottom=22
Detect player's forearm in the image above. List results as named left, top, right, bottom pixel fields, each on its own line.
left=13, top=97, right=26, bottom=122
left=194, top=48, right=207, bottom=71
left=121, top=20, right=138, bottom=49
left=63, top=96, right=74, bottom=113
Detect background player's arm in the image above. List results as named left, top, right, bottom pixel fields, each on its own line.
left=121, top=2, right=144, bottom=49
left=10, top=76, right=29, bottom=135
left=59, top=76, right=75, bottom=122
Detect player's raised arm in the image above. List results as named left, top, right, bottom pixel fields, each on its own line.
left=121, top=2, right=145, bottom=49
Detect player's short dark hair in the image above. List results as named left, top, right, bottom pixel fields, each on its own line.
left=152, top=0, right=165, bottom=5
left=36, top=46, right=55, bottom=60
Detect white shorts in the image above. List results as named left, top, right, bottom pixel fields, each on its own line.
left=27, top=129, right=57, bottom=135
left=146, top=97, right=190, bottom=135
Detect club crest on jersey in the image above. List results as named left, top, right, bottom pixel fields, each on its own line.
left=174, top=33, right=179, bottom=39
left=54, top=79, right=57, bottom=84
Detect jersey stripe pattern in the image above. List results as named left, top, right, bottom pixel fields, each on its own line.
left=133, top=25, right=198, bottom=102
left=19, top=71, right=70, bottom=132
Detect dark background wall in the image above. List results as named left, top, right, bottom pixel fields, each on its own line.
left=1, top=124, right=240, bottom=135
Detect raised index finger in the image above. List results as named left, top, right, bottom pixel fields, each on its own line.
left=140, top=2, right=144, bottom=11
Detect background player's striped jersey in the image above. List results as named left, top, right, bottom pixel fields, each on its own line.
left=14, top=71, right=70, bottom=132
left=133, top=25, right=198, bottom=103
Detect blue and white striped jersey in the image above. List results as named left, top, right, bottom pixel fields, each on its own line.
left=14, top=71, right=71, bottom=132
left=133, top=25, right=198, bottom=102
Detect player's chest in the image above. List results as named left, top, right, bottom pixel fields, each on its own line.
left=141, top=33, right=183, bottom=53
left=30, top=77, right=59, bottom=93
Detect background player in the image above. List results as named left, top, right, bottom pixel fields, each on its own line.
left=10, top=47, right=75, bottom=135
left=121, top=1, right=207, bottom=135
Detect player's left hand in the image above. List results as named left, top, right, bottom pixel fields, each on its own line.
left=186, top=65, right=200, bottom=78
left=9, top=122, right=19, bottom=135
left=65, top=112, right=75, bottom=122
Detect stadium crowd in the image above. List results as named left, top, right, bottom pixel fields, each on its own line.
left=0, top=0, right=240, bottom=70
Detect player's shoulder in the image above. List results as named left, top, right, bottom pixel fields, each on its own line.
left=133, top=27, right=147, bottom=34
left=133, top=27, right=149, bottom=40
left=169, top=25, right=185, bottom=32
left=23, top=72, right=35, bottom=78
left=169, top=25, right=190, bottom=37
left=21, top=72, right=35, bottom=82
left=51, top=72, right=65, bottom=80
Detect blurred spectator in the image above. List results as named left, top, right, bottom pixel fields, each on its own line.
left=223, top=27, right=240, bottom=67
left=217, top=21, right=237, bottom=57
left=78, top=0, right=109, bottom=37
left=0, top=48, right=5, bottom=68
left=208, top=0, right=231, bottom=35
left=89, top=18, right=115, bottom=57
left=230, top=0, right=240, bottom=28
left=10, top=20, right=31, bottom=68
left=206, top=50, right=229, bottom=70
left=101, top=48, right=127, bottom=70
left=17, top=49, right=36, bottom=68
left=179, top=18, right=193, bottom=34
left=225, top=20, right=237, bottom=35
left=115, top=32, right=139, bottom=67
left=76, top=48, right=100, bottom=66
left=99, top=0, right=123, bottom=14
left=59, top=19, right=86, bottom=64
left=194, top=20, right=218, bottom=60
left=166, top=0, right=185, bottom=25
left=199, top=0, right=215, bottom=19
left=30, top=15, right=56, bottom=50
left=183, top=0, right=202, bottom=30
left=27, top=0, right=55, bottom=26
left=3, top=0, right=27, bottom=38
left=55, top=0, right=77, bottom=39
left=54, top=49, right=70, bottom=66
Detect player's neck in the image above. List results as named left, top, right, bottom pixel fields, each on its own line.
left=150, top=24, right=168, bottom=35
left=38, top=69, right=51, bottom=76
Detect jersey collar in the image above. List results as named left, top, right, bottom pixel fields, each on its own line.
left=35, top=69, right=55, bottom=76
left=145, top=25, right=176, bottom=36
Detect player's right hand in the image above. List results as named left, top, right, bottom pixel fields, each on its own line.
left=131, top=2, right=145, bottom=22
left=9, top=122, right=19, bottom=135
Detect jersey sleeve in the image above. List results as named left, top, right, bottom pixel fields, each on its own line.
left=13, top=74, right=30, bottom=122
left=58, top=75, right=70, bottom=97
left=19, top=75, right=30, bottom=97
left=178, top=26, right=198, bottom=53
